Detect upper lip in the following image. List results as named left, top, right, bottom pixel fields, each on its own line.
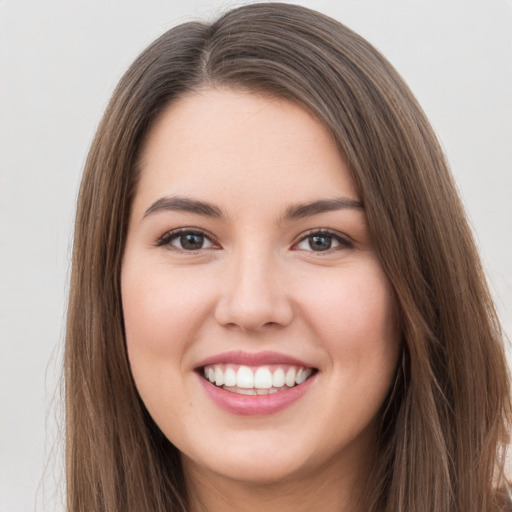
left=195, top=350, right=315, bottom=369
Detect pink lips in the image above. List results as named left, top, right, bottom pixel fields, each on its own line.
left=195, top=351, right=316, bottom=416
left=196, top=350, right=312, bottom=368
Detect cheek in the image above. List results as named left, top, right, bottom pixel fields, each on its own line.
left=121, top=261, right=215, bottom=358
left=121, top=259, right=218, bottom=428
left=298, top=262, right=399, bottom=376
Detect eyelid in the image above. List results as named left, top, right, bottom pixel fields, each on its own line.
left=292, top=228, right=354, bottom=252
left=155, top=227, right=353, bottom=253
left=155, top=227, right=221, bottom=251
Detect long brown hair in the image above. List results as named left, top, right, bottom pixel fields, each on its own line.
left=65, top=3, right=511, bottom=511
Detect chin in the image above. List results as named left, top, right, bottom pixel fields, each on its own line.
left=183, top=440, right=315, bottom=487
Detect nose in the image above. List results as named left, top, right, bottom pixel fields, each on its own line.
left=214, top=249, right=294, bottom=332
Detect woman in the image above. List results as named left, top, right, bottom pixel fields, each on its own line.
left=65, top=3, right=511, bottom=511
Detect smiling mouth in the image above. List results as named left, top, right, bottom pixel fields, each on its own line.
left=201, top=364, right=317, bottom=395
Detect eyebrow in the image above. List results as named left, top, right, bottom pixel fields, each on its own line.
left=144, top=196, right=223, bottom=218
left=143, top=195, right=363, bottom=221
left=282, top=198, right=363, bottom=220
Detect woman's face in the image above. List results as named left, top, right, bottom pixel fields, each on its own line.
left=122, top=88, right=400, bottom=487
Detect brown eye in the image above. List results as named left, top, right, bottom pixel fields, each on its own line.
left=179, top=233, right=205, bottom=250
left=295, top=230, right=353, bottom=253
left=308, top=234, right=332, bottom=251
left=157, top=229, right=218, bottom=251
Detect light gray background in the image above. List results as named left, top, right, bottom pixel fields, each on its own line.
left=1, top=1, right=511, bottom=510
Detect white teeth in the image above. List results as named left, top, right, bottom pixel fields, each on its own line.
left=285, top=367, right=296, bottom=387
left=214, top=366, right=224, bottom=386
left=272, top=368, right=285, bottom=388
left=236, top=387, right=258, bottom=395
left=203, top=364, right=313, bottom=395
left=254, top=367, right=273, bottom=389
left=296, top=368, right=312, bottom=384
left=202, top=363, right=314, bottom=394
left=227, top=386, right=288, bottom=396
left=237, top=366, right=254, bottom=389
left=224, top=367, right=237, bottom=387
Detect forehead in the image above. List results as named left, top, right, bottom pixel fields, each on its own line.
left=135, top=87, right=358, bottom=215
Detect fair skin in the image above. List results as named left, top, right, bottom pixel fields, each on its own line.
left=121, top=87, right=400, bottom=512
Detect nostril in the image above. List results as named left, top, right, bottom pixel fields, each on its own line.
left=213, top=267, right=294, bottom=331
left=214, top=299, right=294, bottom=332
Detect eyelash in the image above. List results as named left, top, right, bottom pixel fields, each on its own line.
left=155, top=228, right=353, bottom=253
left=293, top=229, right=353, bottom=253
left=155, top=228, right=220, bottom=252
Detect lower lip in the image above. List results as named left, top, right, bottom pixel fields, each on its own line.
left=198, top=374, right=315, bottom=416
